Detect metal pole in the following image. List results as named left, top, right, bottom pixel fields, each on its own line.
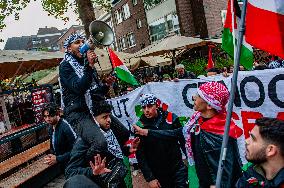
left=215, top=0, right=248, bottom=187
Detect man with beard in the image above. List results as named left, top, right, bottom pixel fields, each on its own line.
left=59, top=33, right=109, bottom=159
left=134, top=82, right=243, bottom=187
left=236, top=118, right=284, bottom=187
left=65, top=96, right=140, bottom=188
left=135, top=94, right=188, bottom=188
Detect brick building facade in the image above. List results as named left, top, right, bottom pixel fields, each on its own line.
left=176, top=0, right=227, bottom=38
left=111, top=0, right=150, bottom=53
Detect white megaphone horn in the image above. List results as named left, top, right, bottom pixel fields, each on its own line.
left=79, top=20, right=115, bottom=55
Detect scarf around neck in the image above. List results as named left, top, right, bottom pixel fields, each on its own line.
left=93, top=118, right=123, bottom=159
left=182, top=112, right=243, bottom=166
left=60, top=52, right=97, bottom=112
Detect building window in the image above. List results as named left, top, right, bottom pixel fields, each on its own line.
left=115, top=10, right=122, bottom=24
left=121, top=37, right=127, bottom=50
left=144, top=0, right=166, bottom=10
left=149, top=17, right=167, bottom=42
left=149, top=12, right=180, bottom=43
left=122, top=3, right=130, bottom=20
left=221, top=10, right=227, bottom=26
left=132, top=0, right=137, bottom=6
left=117, top=38, right=122, bottom=51
left=128, top=33, right=136, bottom=47
left=137, top=19, right=142, bottom=29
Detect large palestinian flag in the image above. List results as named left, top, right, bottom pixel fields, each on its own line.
left=222, top=0, right=254, bottom=70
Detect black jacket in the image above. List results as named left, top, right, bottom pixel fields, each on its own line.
left=192, top=130, right=241, bottom=188
left=236, top=165, right=284, bottom=188
left=147, top=122, right=242, bottom=187
left=59, top=54, right=109, bottom=115
left=48, top=118, right=77, bottom=169
left=65, top=119, right=130, bottom=180
left=136, top=110, right=185, bottom=183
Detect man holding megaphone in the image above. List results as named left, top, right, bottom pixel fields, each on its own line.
left=59, top=30, right=111, bottom=160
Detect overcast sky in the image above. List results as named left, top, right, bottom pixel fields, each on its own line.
left=0, top=1, right=80, bottom=49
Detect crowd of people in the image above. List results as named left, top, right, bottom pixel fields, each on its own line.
left=41, top=33, right=284, bottom=188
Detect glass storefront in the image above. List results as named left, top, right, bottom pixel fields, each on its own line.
left=149, top=12, right=180, bottom=43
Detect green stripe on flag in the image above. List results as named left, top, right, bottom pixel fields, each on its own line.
left=188, top=165, right=199, bottom=188
left=222, top=28, right=254, bottom=70
left=123, top=157, right=133, bottom=188
left=115, top=67, right=139, bottom=86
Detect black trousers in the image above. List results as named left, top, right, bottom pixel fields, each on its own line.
left=66, top=110, right=108, bottom=158
left=64, top=175, right=101, bottom=188
left=156, top=161, right=188, bottom=188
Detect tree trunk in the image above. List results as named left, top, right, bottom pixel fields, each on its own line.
left=76, top=0, right=96, bottom=38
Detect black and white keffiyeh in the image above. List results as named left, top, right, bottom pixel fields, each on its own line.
left=59, top=33, right=97, bottom=111
left=93, top=119, right=123, bottom=159
left=139, top=93, right=158, bottom=107
left=63, top=33, right=85, bottom=49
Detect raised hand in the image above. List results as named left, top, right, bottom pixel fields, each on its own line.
left=129, top=137, right=140, bottom=153
left=148, top=179, right=161, bottom=188
left=87, top=50, right=98, bottom=68
left=90, top=154, right=111, bottom=175
left=133, top=125, right=148, bottom=136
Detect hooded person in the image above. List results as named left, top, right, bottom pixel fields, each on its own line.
left=134, top=82, right=243, bottom=188
left=135, top=94, right=188, bottom=188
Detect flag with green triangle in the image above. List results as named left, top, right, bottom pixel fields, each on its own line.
left=222, top=0, right=254, bottom=70
left=108, top=48, right=139, bottom=86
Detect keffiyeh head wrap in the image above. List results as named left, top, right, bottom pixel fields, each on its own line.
left=268, top=60, right=284, bottom=69
left=63, top=33, right=85, bottom=49
left=197, top=81, right=229, bottom=112
left=139, top=94, right=158, bottom=107
left=59, top=33, right=96, bottom=112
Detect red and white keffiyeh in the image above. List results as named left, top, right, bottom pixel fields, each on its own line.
left=197, top=81, right=229, bottom=112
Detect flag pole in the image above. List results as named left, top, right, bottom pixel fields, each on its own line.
left=215, top=0, right=248, bottom=187
left=231, top=0, right=236, bottom=59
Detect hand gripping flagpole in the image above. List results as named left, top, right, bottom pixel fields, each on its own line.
left=215, top=0, right=248, bottom=187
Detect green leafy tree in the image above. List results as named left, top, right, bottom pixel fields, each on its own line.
left=179, top=56, right=234, bottom=77
left=0, top=0, right=111, bottom=37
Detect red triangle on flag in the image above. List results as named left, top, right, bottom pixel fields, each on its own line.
left=108, top=48, right=124, bottom=67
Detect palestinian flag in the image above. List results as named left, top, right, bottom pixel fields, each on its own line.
left=108, top=48, right=139, bottom=86
left=246, top=0, right=284, bottom=59
left=222, top=0, right=254, bottom=70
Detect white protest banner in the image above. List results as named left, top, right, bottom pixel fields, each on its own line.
left=108, top=68, right=284, bottom=162
left=109, top=68, right=284, bottom=134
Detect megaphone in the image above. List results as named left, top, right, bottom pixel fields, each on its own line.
left=79, top=20, right=115, bottom=55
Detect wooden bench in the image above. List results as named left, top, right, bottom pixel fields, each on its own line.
left=0, top=140, right=50, bottom=176
left=0, top=140, right=61, bottom=188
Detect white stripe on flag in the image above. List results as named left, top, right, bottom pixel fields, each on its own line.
left=249, top=0, right=284, bottom=15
